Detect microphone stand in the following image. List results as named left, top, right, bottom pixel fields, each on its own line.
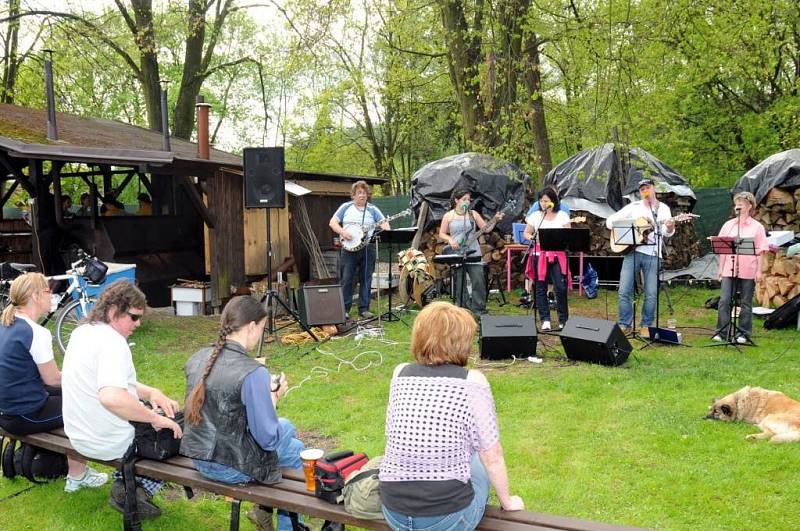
left=525, top=207, right=551, bottom=329
left=641, top=200, right=664, bottom=349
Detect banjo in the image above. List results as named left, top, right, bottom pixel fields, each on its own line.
left=341, top=208, right=413, bottom=252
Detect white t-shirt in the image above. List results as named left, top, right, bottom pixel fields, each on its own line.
left=16, top=314, right=54, bottom=364
left=526, top=210, right=570, bottom=231
left=62, top=323, right=138, bottom=460
left=605, top=200, right=674, bottom=257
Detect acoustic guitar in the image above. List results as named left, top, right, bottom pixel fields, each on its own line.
left=609, top=212, right=698, bottom=254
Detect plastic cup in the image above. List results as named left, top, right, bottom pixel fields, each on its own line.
left=300, top=448, right=324, bottom=492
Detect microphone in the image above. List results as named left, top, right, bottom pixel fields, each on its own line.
left=461, top=202, right=469, bottom=213
left=545, top=202, right=554, bottom=211
left=734, top=206, right=742, bottom=214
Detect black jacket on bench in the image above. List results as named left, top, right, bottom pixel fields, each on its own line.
left=181, top=341, right=280, bottom=484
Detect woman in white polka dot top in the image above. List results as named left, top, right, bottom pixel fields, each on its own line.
left=378, top=301, right=524, bottom=530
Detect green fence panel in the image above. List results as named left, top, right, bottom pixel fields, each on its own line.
left=692, top=188, right=731, bottom=252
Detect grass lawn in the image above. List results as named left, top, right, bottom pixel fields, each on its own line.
left=1, top=285, right=799, bottom=530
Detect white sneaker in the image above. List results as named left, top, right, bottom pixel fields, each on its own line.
left=64, top=466, right=108, bottom=493
left=736, top=336, right=748, bottom=344
left=541, top=321, right=551, bottom=331
left=711, top=335, right=723, bottom=342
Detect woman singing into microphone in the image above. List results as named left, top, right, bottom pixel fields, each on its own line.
left=712, top=191, right=767, bottom=344
left=523, top=187, right=570, bottom=330
left=439, top=188, right=489, bottom=314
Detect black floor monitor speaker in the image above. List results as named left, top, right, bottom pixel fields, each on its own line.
left=559, top=316, right=631, bottom=366
left=480, top=315, right=537, bottom=360
left=243, top=147, right=285, bottom=208
left=297, top=283, right=346, bottom=327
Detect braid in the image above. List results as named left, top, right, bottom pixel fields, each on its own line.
left=185, top=325, right=231, bottom=426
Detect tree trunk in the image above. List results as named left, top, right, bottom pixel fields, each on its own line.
left=438, top=0, right=485, bottom=147
left=522, top=34, right=552, bottom=179
left=172, top=0, right=206, bottom=139
left=131, top=0, right=162, bottom=132
left=1, top=0, right=20, bottom=104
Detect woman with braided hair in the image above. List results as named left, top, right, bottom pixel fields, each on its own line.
left=181, top=295, right=307, bottom=531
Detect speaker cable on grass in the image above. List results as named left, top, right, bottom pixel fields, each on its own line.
left=283, top=342, right=385, bottom=396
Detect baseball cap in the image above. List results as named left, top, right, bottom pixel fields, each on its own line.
left=638, top=178, right=655, bottom=189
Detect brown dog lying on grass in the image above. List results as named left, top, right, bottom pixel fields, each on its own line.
left=706, top=386, right=800, bottom=443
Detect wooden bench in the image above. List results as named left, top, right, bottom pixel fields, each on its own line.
left=0, top=428, right=642, bottom=531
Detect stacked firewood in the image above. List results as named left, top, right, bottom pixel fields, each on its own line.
left=756, top=251, right=800, bottom=308
left=752, top=187, right=800, bottom=233
left=419, top=230, right=525, bottom=287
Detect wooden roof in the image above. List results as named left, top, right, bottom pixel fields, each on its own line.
left=0, top=103, right=386, bottom=184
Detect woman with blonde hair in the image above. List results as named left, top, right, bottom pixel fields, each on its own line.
left=0, top=273, right=107, bottom=492
left=379, top=301, right=524, bottom=530
left=712, top=191, right=768, bottom=344
left=181, top=295, right=306, bottom=530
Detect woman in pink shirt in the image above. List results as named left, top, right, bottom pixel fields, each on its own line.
left=712, top=191, right=767, bottom=344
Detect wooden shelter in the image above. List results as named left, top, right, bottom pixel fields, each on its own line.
left=0, top=103, right=384, bottom=307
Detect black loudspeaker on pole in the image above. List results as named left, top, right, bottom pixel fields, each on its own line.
left=243, top=147, right=285, bottom=209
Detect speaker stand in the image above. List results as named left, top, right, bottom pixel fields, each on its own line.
left=258, top=209, right=317, bottom=356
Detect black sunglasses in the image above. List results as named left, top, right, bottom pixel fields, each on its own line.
left=127, top=311, right=143, bottom=322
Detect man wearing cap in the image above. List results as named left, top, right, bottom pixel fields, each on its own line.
left=605, top=179, right=675, bottom=335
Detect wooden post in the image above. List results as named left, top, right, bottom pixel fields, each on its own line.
left=207, top=168, right=245, bottom=310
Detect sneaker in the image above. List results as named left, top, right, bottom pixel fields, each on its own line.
left=64, top=466, right=108, bottom=493
left=109, top=479, right=162, bottom=520
left=541, top=321, right=551, bottom=331
left=736, top=336, right=748, bottom=344
left=247, top=505, right=275, bottom=531
left=711, top=335, right=723, bottom=342
left=358, top=310, right=375, bottom=320
left=639, top=327, right=650, bottom=338
left=558, top=323, right=565, bottom=331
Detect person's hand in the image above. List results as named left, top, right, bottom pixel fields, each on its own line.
left=271, top=373, right=289, bottom=400
left=755, top=271, right=762, bottom=282
left=149, top=389, right=179, bottom=418
left=341, top=229, right=353, bottom=241
left=665, top=219, right=675, bottom=232
left=151, top=414, right=182, bottom=438
left=502, top=495, right=525, bottom=511
left=449, top=238, right=460, bottom=249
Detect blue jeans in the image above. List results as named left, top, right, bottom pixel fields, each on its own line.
left=535, top=260, right=568, bottom=324
left=340, top=245, right=375, bottom=314
left=381, top=454, right=490, bottom=531
left=193, top=418, right=305, bottom=531
left=618, top=251, right=658, bottom=328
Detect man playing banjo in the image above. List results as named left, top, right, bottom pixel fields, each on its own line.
left=329, top=181, right=391, bottom=320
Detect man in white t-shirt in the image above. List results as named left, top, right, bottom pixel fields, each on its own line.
left=605, top=179, right=675, bottom=334
left=62, top=280, right=182, bottom=519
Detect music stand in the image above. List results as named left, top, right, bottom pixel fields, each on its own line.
left=706, top=236, right=756, bottom=348
left=379, top=227, right=416, bottom=323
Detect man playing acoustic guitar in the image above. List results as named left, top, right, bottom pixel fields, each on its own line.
left=329, top=181, right=390, bottom=320
left=605, top=179, right=675, bottom=336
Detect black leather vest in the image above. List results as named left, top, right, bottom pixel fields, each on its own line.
left=180, top=341, right=280, bottom=484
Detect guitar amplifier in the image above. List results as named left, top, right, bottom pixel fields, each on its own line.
left=297, top=284, right=347, bottom=327
left=479, top=315, right=537, bottom=360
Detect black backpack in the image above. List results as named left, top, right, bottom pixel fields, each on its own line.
left=764, top=293, right=800, bottom=329
left=0, top=436, right=68, bottom=483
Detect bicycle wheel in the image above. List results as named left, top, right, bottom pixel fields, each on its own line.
left=55, top=299, right=92, bottom=355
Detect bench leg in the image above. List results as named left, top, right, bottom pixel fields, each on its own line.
left=229, top=499, right=241, bottom=531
